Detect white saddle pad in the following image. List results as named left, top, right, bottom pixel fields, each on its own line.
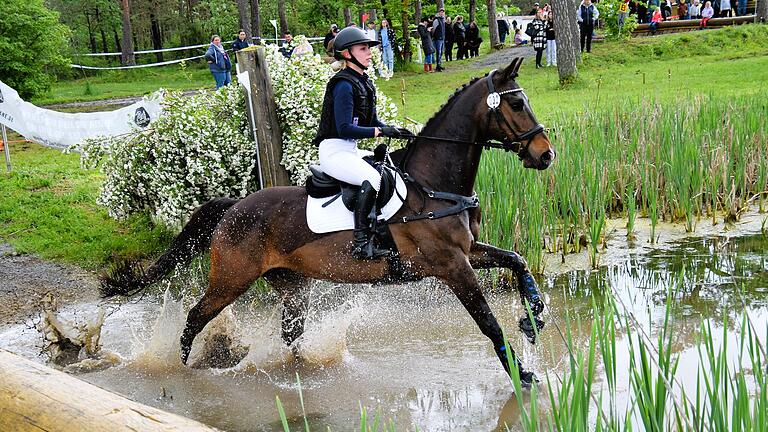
left=306, top=170, right=408, bottom=234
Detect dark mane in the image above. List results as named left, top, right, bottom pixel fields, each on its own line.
left=420, top=73, right=489, bottom=132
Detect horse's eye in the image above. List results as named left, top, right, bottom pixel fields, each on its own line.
left=510, top=100, right=525, bottom=111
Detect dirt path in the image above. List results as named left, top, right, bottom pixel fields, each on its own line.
left=472, top=45, right=537, bottom=69
left=0, top=244, right=99, bottom=325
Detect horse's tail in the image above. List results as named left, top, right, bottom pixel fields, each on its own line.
left=100, top=197, right=240, bottom=297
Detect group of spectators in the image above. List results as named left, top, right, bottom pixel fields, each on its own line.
left=627, top=0, right=749, bottom=33
left=416, top=8, right=483, bottom=73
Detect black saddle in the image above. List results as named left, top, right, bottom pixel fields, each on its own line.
left=305, top=151, right=397, bottom=212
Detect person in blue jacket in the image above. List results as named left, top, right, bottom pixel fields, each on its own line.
left=313, top=26, right=412, bottom=260
left=204, top=35, right=232, bottom=89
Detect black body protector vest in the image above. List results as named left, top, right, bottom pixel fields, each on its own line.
left=313, top=68, right=377, bottom=145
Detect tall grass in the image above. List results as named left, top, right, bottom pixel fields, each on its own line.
left=477, top=94, right=768, bottom=273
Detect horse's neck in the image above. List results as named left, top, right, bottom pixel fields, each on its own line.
left=406, top=97, right=484, bottom=196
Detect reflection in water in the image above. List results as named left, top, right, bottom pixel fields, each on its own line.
left=0, top=233, right=765, bottom=431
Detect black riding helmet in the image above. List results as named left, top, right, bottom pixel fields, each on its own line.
left=333, top=27, right=380, bottom=62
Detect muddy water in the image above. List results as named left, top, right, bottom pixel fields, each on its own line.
left=1, top=230, right=766, bottom=431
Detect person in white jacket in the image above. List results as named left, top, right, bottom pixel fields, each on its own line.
left=576, top=0, right=599, bottom=53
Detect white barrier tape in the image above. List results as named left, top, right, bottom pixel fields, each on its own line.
left=71, top=54, right=207, bottom=70
left=73, top=37, right=324, bottom=57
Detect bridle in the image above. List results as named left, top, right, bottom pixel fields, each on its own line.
left=399, top=69, right=545, bottom=170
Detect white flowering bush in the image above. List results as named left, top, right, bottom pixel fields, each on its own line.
left=78, top=86, right=257, bottom=229
left=77, top=35, right=402, bottom=228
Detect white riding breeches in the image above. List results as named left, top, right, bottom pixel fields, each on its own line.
left=318, top=138, right=381, bottom=191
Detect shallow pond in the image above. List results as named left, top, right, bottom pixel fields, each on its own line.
left=1, top=229, right=766, bottom=431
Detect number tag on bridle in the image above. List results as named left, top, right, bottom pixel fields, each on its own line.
left=486, top=92, right=501, bottom=109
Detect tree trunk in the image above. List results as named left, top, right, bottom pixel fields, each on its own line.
left=487, top=0, right=500, bottom=48
left=551, top=0, right=579, bottom=83
left=436, top=0, right=444, bottom=10
left=113, top=29, right=121, bottom=53
left=343, top=7, right=353, bottom=26
left=469, top=0, right=477, bottom=23
left=278, top=0, right=288, bottom=35
left=401, top=0, right=411, bottom=60
left=370, top=9, right=377, bottom=22
left=357, top=0, right=365, bottom=25
left=415, top=0, right=422, bottom=25
left=150, top=12, right=164, bottom=62
left=95, top=8, right=109, bottom=53
left=251, top=0, right=262, bottom=39
left=84, top=11, right=97, bottom=53
left=757, top=0, right=768, bottom=22
left=381, top=0, right=389, bottom=19
left=237, top=0, right=252, bottom=39
left=120, top=0, right=135, bottom=65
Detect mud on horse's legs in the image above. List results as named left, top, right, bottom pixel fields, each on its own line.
left=440, top=256, right=538, bottom=386
left=266, top=269, right=311, bottom=352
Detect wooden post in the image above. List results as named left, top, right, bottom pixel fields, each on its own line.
left=236, top=46, right=292, bottom=188
left=0, top=349, right=220, bottom=431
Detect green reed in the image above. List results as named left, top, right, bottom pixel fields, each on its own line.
left=477, top=93, right=768, bottom=273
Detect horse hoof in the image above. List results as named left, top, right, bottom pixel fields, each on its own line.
left=518, top=316, right=546, bottom=344
left=519, top=370, right=539, bottom=389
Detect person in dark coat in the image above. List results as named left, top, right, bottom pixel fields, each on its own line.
left=444, top=16, right=455, bottom=61
left=418, top=16, right=435, bottom=72
left=232, top=29, right=250, bottom=52
left=577, top=0, right=599, bottom=53
left=204, top=35, right=232, bottom=89
left=453, top=15, right=467, bottom=60
left=324, top=24, right=339, bottom=54
left=466, top=21, right=482, bottom=58
left=530, top=11, right=547, bottom=68
left=497, top=14, right=510, bottom=44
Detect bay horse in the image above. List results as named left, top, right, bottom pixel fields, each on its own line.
left=102, top=57, right=555, bottom=386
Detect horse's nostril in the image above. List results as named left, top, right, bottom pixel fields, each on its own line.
left=541, top=150, right=553, bottom=163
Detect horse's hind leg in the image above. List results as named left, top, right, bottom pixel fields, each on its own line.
left=265, top=269, right=311, bottom=350
left=180, top=248, right=262, bottom=365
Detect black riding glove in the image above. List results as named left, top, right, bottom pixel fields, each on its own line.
left=379, top=126, right=401, bottom=138
left=397, top=127, right=416, bottom=139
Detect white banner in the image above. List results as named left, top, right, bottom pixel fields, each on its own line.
left=0, top=80, right=162, bottom=150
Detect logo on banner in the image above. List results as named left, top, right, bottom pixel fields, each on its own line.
left=0, top=87, right=4, bottom=104
left=134, top=107, right=151, bottom=127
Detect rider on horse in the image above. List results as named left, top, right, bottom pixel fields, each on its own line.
left=313, top=27, right=411, bottom=260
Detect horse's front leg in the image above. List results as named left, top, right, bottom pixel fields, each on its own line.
left=438, top=256, right=538, bottom=387
left=469, top=242, right=544, bottom=316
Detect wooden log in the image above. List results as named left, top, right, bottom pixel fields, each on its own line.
left=0, top=349, right=220, bottom=431
left=235, top=45, right=292, bottom=188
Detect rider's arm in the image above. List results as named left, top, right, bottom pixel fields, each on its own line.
left=333, top=80, right=379, bottom=139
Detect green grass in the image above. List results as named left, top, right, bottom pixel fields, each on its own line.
left=0, top=144, right=173, bottom=268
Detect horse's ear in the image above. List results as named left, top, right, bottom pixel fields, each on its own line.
left=502, top=57, right=523, bottom=81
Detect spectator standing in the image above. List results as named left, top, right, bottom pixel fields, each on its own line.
left=529, top=2, right=541, bottom=15
left=737, top=0, right=747, bottom=15
left=324, top=24, right=339, bottom=53
left=279, top=31, right=296, bottom=58
left=637, top=1, right=648, bottom=23
left=700, top=1, right=714, bottom=27
left=713, top=0, right=721, bottom=17
left=453, top=16, right=467, bottom=60
left=205, top=35, right=232, bottom=89
left=577, top=0, right=599, bottom=53
left=364, top=21, right=377, bottom=41
left=719, top=0, right=732, bottom=16
left=650, top=6, right=663, bottom=34
left=379, top=19, right=395, bottom=74
left=431, top=8, right=447, bottom=71
left=232, top=30, right=250, bottom=52
left=445, top=17, right=455, bottom=61
left=679, top=0, right=690, bottom=19
left=497, top=13, right=510, bottom=44
left=545, top=13, right=557, bottom=66
left=661, top=0, right=672, bottom=19
left=690, top=0, right=702, bottom=17
left=530, top=10, right=547, bottom=68
left=618, top=0, right=630, bottom=30
left=418, top=16, right=435, bottom=72
left=466, top=21, right=482, bottom=58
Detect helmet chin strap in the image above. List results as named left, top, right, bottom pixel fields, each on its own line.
left=346, top=51, right=367, bottom=71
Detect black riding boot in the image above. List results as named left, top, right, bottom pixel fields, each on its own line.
left=352, top=181, right=390, bottom=260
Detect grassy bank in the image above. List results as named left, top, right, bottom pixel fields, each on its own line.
left=3, top=25, right=768, bottom=269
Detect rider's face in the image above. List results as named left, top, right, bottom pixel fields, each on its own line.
left=347, top=44, right=372, bottom=68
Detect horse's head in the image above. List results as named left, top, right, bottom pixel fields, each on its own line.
left=482, top=57, right=556, bottom=170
